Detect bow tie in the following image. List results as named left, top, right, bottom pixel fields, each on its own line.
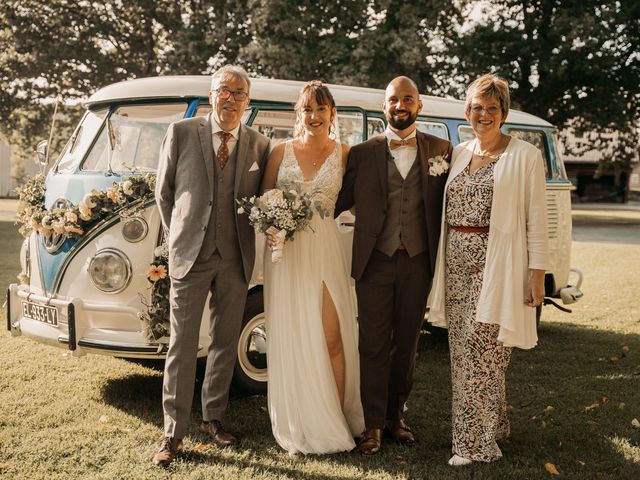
left=389, top=137, right=417, bottom=150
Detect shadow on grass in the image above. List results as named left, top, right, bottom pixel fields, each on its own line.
left=100, top=372, right=164, bottom=426
left=98, top=322, right=640, bottom=478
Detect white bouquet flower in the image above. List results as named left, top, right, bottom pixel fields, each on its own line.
left=237, top=183, right=327, bottom=263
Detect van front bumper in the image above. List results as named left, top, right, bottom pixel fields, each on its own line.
left=6, top=284, right=167, bottom=358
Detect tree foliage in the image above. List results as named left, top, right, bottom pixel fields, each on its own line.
left=448, top=0, right=639, bottom=172
left=0, top=0, right=637, bottom=178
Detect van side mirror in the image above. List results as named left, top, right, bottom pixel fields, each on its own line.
left=35, top=140, right=48, bottom=165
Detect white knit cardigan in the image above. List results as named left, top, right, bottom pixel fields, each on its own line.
left=428, top=137, right=550, bottom=349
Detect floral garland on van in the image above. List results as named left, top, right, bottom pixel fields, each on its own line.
left=15, top=173, right=156, bottom=239
left=15, top=173, right=170, bottom=343
left=139, top=242, right=171, bottom=342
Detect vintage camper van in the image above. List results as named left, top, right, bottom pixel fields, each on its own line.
left=6, top=76, right=583, bottom=395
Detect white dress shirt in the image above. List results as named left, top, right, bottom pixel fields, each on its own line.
left=211, top=120, right=240, bottom=157
left=385, top=127, right=418, bottom=179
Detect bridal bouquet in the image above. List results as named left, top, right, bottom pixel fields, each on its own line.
left=237, top=184, right=327, bottom=263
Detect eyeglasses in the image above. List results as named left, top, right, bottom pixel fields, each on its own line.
left=469, top=104, right=501, bottom=115
left=213, top=87, right=249, bottom=102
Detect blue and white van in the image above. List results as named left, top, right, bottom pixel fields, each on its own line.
left=6, top=76, right=583, bottom=394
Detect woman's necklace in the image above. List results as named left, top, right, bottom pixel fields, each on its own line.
left=474, top=135, right=507, bottom=162
left=300, top=138, right=332, bottom=169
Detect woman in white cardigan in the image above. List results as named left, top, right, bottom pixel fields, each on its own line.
left=428, top=74, right=549, bottom=466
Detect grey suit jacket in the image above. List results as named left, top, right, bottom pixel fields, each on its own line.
left=155, top=113, right=270, bottom=280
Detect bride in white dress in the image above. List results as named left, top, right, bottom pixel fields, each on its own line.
left=261, top=81, right=364, bottom=454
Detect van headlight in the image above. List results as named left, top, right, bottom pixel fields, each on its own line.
left=88, top=248, right=132, bottom=293
left=122, top=217, right=148, bottom=243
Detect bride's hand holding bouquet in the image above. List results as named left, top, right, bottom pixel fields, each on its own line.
left=236, top=183, right=327, bottom=263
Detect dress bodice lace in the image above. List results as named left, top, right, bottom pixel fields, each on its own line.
left=276, top=140, right=343, bottom=215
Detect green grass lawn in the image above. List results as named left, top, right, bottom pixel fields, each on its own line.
left=0, top=211, right=639, bottom=479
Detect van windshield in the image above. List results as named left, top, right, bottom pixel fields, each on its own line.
left=55, top=107, right=109, bottom=174
left=81, top=103, right=186, bottom=173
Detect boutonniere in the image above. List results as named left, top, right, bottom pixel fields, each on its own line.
left=427, top=154, right=449, bottom=176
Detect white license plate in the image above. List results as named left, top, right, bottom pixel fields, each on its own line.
left=22, top=301, right=58, bottom=326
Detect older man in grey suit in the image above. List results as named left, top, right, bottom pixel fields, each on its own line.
left=152, top=65, right=270, bottom=467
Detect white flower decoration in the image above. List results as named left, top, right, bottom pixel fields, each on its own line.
left=122, top=180, right=134, bottom=195
left=427, top=154, right=450, bottom=176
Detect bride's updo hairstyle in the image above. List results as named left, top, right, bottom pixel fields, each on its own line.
left=293, top=80, right=336, bottom=138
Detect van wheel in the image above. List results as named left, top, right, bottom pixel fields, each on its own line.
left=536, top=305, right=542, bottom=328
left=232, top=290, right=268, bottom=396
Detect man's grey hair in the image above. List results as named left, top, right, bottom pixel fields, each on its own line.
left=210, top=65, right=251, bottom=91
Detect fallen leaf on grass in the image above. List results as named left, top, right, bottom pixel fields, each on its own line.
left=544, top=405, right=555, bottom=413
left=98, top=415, right=111, bottom=424
left=260, top=406, right=268, bottom=413
left=619, top=402, right=626, bottom=410
left=601, top=396, right=610, bottom=404
left=541, top=420, right=547, bottom=428
left=632, top=418, right=640, bottom=429
left=586, top=420, right=599, bottom=426
left=609, top=356, right=619, bottom=363
left=576, top=460, right=585, bottom=466
left=584, top=403, right=600, bottom=412
left=192, top=443, right=211, bottom=452
left=622, top=345, right=629, bottom=354
left=544, top=462, right=560, bottom=476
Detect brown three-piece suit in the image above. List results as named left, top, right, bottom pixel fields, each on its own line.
left=335, top=131, right=452, bottom=428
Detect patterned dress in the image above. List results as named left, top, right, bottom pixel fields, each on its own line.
left=445, top=160, right=512, bottom=462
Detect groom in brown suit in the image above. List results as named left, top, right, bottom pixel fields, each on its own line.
left=153, top=65, right=270, bottom=467
left=336, top=76, right=452, bottom=455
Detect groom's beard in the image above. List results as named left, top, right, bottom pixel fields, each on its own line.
left=387, top=109, right=418, bottom=130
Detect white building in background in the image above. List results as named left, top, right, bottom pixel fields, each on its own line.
left=0, top=138, right=41, bottom=198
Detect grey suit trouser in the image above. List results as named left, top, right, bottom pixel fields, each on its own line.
left=163, top=252, right=248, bottom=438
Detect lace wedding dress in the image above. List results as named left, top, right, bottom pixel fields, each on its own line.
left=264, top=140, right=364, bottom=454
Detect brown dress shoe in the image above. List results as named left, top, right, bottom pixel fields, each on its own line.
left=200, top=420, right=239, bottom=448
left=359, top=428, right=383, bottom=455
left=152, top=436, right=183, bottom=468
left=386, top=419, right=415, bottom=446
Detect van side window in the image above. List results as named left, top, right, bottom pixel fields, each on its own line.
left=416, top=121, right=449, bottom=140
left=81, top=104, right=185, bottom=172
left=194, top=105, right=253, bottom=126
left=508, top=128, right=550, bottom=178
left=550, top=132, right=569, bottom=180
left=458, top=125, right=476, bottom=144
left=367, top=117, right=385, bottom=138
left=248, top=109, right=364, bottom=147
left=194, top=105, right=212, bottom=117
left=251, top=110, right=296, bottom=143
left=338, top=112, right=364, bottom=146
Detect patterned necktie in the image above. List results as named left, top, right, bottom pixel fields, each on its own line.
left=389, top=137, right=417, bottom=150
left=217, top=131, right=232, bottom=168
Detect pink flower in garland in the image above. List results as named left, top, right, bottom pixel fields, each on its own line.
left=147, top=264, right=167, bottom=282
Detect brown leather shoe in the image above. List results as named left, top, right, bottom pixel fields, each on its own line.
left=200, top=420, right=239, bottom=448
left=386, top=419, right=415, bottom=446
left=359, top=428, right=383, bottom=455
left=152, top=436, right=183, bottom=468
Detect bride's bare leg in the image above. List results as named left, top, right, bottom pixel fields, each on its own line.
left=322, top=282, right=345, bottom=406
